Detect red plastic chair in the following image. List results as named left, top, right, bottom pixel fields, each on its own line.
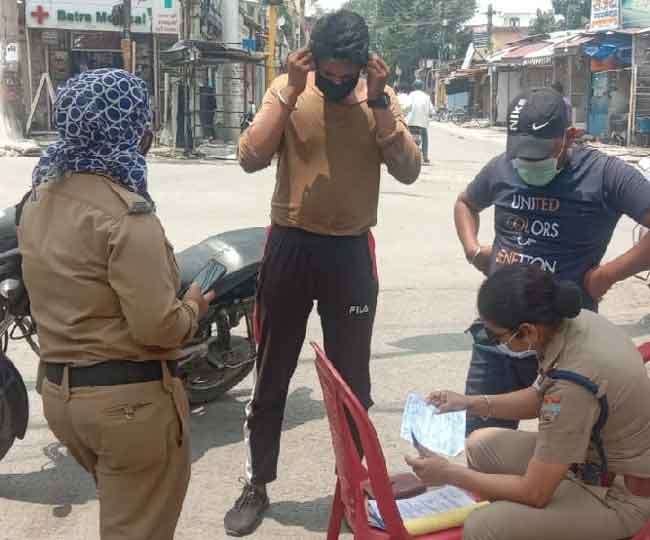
left=312, top=342, right=464, bottom=540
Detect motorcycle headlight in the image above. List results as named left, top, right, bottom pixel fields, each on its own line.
left=0, top=279, right=21, bottom=301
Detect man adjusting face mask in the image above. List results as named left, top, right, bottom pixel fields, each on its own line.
left=506, top=88, right=570, bottom=187
left=315, top=72, right=360, bottom=102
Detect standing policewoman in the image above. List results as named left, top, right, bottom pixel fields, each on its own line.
left=18, top=69, right=213, bottom=540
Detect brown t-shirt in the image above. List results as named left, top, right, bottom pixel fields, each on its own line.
left=17, top=173, right=199, bottom=366
left=239, top=74, right=421, bottom=236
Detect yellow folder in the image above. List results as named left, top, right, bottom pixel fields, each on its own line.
left=403, top=501, right=490, bottom=535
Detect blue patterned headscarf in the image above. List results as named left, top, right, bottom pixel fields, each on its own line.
left=32, top=69, right=152, bottom=200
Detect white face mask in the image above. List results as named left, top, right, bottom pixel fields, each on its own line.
left=496, top=332, right=537, bottom=359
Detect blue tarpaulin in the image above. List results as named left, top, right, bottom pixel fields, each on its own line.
left=583, top=36, right=632, bottom=65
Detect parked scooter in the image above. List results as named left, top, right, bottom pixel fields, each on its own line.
left=0, top=201, right=265, bottom=461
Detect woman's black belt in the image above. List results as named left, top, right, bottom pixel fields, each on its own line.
left=45, top=360, right=179, bottom=388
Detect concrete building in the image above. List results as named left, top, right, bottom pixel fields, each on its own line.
left=0, top=0, right=24, bottom=139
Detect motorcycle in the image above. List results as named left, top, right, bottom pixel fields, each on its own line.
left=240, top=101, right=257, bottom=134
left=0, top=201, right=266, bottom=460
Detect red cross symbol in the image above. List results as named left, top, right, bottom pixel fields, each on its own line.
left=31, top=5, right=50, bottom=25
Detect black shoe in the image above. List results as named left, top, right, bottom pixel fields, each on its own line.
left=224, top=481, right=270, bottom=537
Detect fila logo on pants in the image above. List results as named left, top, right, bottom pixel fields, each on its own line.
left=349, top=305, right=370, bottom=317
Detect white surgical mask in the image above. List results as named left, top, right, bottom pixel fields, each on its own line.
left=496, top=331, right=536, bottom=359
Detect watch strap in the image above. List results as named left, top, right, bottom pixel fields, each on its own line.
left=367, top=92, right=390, bottom=109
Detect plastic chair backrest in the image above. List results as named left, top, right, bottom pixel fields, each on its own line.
left=639, top=342, right=650, bottom=365
left=312, top=342, right=410, bottom=539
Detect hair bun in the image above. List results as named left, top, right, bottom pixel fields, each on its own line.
left=552, top=280, right=581, bottom=319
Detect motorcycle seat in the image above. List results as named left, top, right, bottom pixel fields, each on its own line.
left=176, top=227, right=266, bottom=299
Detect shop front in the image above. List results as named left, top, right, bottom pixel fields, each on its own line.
left=492, top=42, right=550, bottom=125
left=584, top=34, right=633, bottom=141
left=629, top=30, right=650, bottom=146
left=552, top=35, right=593, bottom=128
left=443, top=67, right=490, bottom=118
left=24, top=0, right=178, bottom=132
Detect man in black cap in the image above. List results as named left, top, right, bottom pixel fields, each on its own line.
left=454, top=87, right=650, bottom=434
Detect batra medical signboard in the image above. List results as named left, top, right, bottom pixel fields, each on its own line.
left=26, top=0, right=153, bottom=32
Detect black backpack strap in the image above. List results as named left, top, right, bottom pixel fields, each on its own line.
left=546, top=369, right=609, bottom=474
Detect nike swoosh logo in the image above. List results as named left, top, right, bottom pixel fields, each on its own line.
left=532, top=121, right=551, bottom=131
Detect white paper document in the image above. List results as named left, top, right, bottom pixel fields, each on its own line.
left=367, top=485, right=476, bottom=530
left=400, top=393, right=466, bottom=457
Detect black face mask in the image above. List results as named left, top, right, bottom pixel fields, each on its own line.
left=316, top=72, right=359, bottom=102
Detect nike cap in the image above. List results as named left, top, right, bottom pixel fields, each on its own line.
left=506, top=88, right=569, bottom=161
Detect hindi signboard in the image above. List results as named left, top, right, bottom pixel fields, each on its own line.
left=152, top=0, right=180, bottom=35
left=591, top=0, right=621, bottom=30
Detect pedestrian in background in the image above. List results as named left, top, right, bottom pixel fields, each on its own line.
left=407, top=79, right=433, bottom=164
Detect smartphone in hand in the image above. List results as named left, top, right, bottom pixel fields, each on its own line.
left=411, top=430, right=434, bottom=457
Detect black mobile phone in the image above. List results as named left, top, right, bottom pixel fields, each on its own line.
left=411, top=430, right=423, bottom=450
left=411, top=430, right=432, bottom=456
left=179, top=259, right=227, bottom=298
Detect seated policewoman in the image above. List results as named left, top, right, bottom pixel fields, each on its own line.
left=406, top=265, right=650, bottom=540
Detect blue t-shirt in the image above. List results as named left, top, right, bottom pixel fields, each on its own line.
left=466, top=146, right=650, bottom=306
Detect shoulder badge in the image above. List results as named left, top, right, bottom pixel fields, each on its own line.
left=128, top=200, right=153, bottom=215
left=540, top=395, right=562, bottom=423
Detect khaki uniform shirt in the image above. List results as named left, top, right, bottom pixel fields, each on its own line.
left=17, top=173, right=199, bottom=366
left=239, top=74, right=421, bottom=236
left=535, top=310, right=650, bottom=526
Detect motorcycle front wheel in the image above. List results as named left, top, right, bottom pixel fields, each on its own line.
left=182, top=335, right=256, bottom=405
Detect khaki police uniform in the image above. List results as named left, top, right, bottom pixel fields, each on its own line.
left=463, top=310, right=650, bottom=540
left=17, top=172, right=199, bottom=540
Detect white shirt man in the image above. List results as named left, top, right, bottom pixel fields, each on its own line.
left=407, top=81, right=432, bottom=163
left=407, top=87, right=433, bottom=128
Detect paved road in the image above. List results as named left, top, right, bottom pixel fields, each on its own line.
left=1, top=124, right=649, bottom=540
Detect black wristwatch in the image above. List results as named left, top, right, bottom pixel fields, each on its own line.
left=367, top=92, right=390, bottom=109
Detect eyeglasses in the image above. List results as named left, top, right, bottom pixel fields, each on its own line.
left=484, top=326, right=519, bottom=346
